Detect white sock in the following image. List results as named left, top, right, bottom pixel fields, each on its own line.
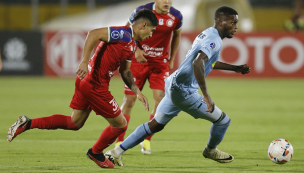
left=114, top=145, right=125, bottom=155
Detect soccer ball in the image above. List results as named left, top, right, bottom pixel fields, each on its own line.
left=268, top=138, right=293, bottom=164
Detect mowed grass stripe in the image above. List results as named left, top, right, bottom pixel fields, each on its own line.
left=0, top=77, right=303, bottom=172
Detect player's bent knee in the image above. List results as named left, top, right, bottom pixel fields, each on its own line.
left=148, top=119, right=164, bottom=133
left=213, top=112, right=231, bottom=126
left=69, top=119, right=81, bottom=130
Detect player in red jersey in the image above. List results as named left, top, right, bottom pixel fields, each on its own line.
left=115, top=0, right=183, bottom=155
left=7, top=9, right=158, bottom=169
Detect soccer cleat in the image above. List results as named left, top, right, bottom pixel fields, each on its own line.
left=105, top=149, right=124, bottom=166
left=7, top=116, right=30, bottom=142
left=140, top=139, right=151, bottom=155
left=202, top=147, right=234, bottom=163
left=86, top=148, right=114, bottom=168
left=115, top=141, right=122, bottom=148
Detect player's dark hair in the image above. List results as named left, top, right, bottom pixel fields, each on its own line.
left=215, top=6, right=238, bottom=17
left=134, top=9, right=158, bottom=26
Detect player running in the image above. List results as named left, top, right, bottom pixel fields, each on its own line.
left=116, top=0, right=183, bottom=155
left=7, top=9, right=158, bottom=169
left=105, top=6, right=250, bottom=166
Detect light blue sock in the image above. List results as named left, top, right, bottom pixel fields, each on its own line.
left=207, top=112, right=231, bottom=149
left=120, top=122, right=152, bottom=151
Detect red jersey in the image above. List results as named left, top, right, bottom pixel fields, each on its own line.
left=129, top=2, right=183, bottom=63
left=83, top=26, right=137, bottom=87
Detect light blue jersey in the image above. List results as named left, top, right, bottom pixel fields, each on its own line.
left=119, top=27, right=232, bottom=153
left=152, top=27, right=224, bottom=125
left=167, top=27, right=222, bottom=93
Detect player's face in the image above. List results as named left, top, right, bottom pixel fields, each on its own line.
left=154, top=0, right=172, bottom=14
left=140, top=26, right=156, bottom=40
left=223, top=15, right=238, bottom=38
left=139, top=23, right=156, bottom=41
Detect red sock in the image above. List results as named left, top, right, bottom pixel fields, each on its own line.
left=116, top=115, right=130, bottom=142
left=92, top=125, right=127, bottom=154
left=145, top=114, right=154, bottom=141
left=30, top=114, right=79, bottom=130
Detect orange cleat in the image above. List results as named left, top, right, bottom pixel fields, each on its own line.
left=86, top=148, right=114, bottom=168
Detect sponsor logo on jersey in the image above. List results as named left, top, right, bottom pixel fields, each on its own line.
left=167, top=13, right=175, bottom=20
left=142, top=44, right=164, bottom=57
left=111, top=31, right=120, bottom=39
left=209, top=42, right=216, bottom=49
left=166, top=19, right=174, bottom=27
left=159, top=19, right=164, bottom=25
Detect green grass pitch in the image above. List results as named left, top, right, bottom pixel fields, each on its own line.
left=0, top=76, right=303, bottom=172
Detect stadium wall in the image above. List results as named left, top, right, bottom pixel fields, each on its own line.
left=42, top=30, right=304, bottom=78
left=1, top=30, right=303, bottom=78
left=0, top=31, right=43, bottom=76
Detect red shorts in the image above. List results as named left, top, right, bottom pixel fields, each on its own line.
left=124, top=60, right=169, bottom=95
left=70, top=77, right=121, bottom=118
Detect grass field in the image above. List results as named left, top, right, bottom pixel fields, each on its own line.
left=0, top=76, right=303, bottom=173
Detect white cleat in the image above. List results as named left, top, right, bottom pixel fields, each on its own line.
left=203, top=147, right=234, bottom=163
left=140, top=139, right=151, bottom=155
left=7, top=116, right=30, bottom=142
left=104, top=149, right=124, bottom=166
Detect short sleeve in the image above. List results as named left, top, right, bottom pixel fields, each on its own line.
left=108, top=27, right=132, bottom=43
left=128, top=9, right=137, bottom=24
left=198, top=36, right=221, bottom=60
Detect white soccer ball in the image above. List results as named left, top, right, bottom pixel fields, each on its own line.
left=268, top=138, right=293, bottom=164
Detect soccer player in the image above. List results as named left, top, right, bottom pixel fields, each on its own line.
left=105, top=6, right=250, bottom=166
left=116, top=0, right=183, bottom=155
left=7, top=9, right=158, bottom=169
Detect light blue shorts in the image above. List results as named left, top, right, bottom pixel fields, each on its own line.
left=154, top=81, right=222, bottom=125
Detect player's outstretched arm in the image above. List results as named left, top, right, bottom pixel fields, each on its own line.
left=76, top=28, right=109, bottom=79
left=213, top=61, right=251, bottom=74
left=193, top=51, right=214, bottom=113
left=119, top=60, right=149, bottom=111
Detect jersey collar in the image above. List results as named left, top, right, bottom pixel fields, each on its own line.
left=129, top=25, right=134, bottom=40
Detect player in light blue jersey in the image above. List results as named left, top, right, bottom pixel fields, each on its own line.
left=105, top=6, right=250, bottom=165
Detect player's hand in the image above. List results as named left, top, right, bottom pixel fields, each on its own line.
left=135, top=48, right=148, bottom=63
left=204, top=95, right=215, bottom=113
left=137, top=93, right=149, bottom=111
left=235, top=64, right=251, bottom=74
left=169, top=60, right=174, bottom=70
left=76, top=61, right=88, bottom=79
